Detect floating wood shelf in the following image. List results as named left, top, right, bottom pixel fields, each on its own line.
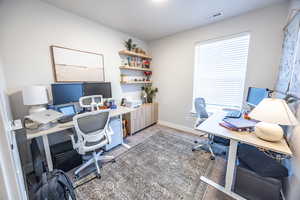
left=119, top=66, right=152, bottom=72
left=120, top=81, right=152, bottom=84
left=119, top=50, right=152, bottom=59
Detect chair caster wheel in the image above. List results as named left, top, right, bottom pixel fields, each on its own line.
left=96, top=174, right=101, bottom=179
left=112, top=159, right=116, bottom=163
left=192, top=148, right=195, bottom=152
left=74, top=175, right=79, bottom=180
left=194, top=141, right=198, bottom=144
left=210, top=156, right=215, bottom=160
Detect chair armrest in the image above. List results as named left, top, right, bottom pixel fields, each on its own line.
left=194, top=118, right=208, bottom=130
left=69, top=135, right=78, bottom=149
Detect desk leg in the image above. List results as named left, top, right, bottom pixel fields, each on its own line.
left=119, top=114, right=131, bottom=149
left=225, top=139, right=238, bottom=191
left=200, top=139, right=246, bottom=200
left=42, top=135, right=53, bottom=172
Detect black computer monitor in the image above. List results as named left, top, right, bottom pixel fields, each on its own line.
left=51, top=83, right=84, bottom=105
left=246, top=87, right=269, bottom=106
left=83, top=82, right=112, bottom=98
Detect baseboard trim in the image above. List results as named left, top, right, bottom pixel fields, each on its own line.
left=158, top=120, right=205, bottom=136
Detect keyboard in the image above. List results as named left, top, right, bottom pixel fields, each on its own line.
left=225, top=110, right=242, bottom=118
left=58, top=116, right=74, bottom=123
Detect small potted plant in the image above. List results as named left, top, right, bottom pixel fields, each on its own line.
left=141, top=84, right=158, bottom=103
left=124, top=38, right=137, bottom=51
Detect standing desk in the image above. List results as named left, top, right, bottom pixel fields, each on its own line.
left=26, top=106, right=135, bottom=171
left=196, top=111, right=292, bottom=200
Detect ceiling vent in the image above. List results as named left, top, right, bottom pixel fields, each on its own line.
left=210, top=12, right=223, bottom=19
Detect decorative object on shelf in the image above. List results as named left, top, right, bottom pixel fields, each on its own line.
left=141, top=84, right=158, bottom=103
left=144, top=71, right=152, bottom=81
left=143, top=60, right=150, bottom=68
left=121, top=57, right=129, bottom=66
left=121, top=98, right=127, bottom=106
left=50, top=45, right=105, bottom=82
left=124, top=38, right=137, bottom=51
left=134, top=48, right=146, bottom=55
left=120, top=74, right=126, bottom=82
left=249, top=98, right=298, bottom=142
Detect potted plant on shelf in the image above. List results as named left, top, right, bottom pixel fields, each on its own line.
left=124, top=38, right=137, bottom=51
left=141, top=84, right=158, bottom=103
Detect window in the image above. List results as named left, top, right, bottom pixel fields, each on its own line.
left=193, top=33, right=250, bottom=112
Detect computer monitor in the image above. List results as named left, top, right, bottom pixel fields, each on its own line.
left=83, top=82, right=112, bottom=98
left=246, top=87, right=269, bottom=106
left=51, top=83, right=84, bottom=105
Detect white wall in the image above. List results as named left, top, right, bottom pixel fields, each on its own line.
left=0, top=167, right=8, bottom=200
left=149, top=2, right=289, bottom=129
left=0, top=59, right=21, bottom=200
left=0, top=0, right=148, bottom=172
left=0, top=0, right=148, bottom=118
left=0, top=59, right=10, bottom=200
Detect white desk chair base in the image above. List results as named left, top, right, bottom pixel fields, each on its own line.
left=192, top=134, right=216, bottom=160
left=74, top=150, right=115, bottom=179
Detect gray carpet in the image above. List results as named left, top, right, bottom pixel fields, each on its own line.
left=74, top=131, right=213, bottom=200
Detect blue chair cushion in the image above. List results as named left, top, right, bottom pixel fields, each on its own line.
left=237, top=144, right=288, bottom=178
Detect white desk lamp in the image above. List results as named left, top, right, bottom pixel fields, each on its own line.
left=22, top=85, right=49, bottom=114
left=249, top=98, right=298, bottom=142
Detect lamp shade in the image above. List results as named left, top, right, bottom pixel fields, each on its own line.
left=249, top=98, right=298, bottom=125
left=22, top=85, right=49, bottom=106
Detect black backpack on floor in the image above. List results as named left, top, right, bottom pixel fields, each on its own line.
left=30, top=139, right=76, bottom=200
left=32, top=169, right=76, bottom=200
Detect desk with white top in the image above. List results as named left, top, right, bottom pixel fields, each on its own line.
left=26, top=106, right=136, bottom=171
left=196, top=111, right=292, bottom=200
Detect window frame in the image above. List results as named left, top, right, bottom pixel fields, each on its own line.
left=192, top=32, right=251, bottom=113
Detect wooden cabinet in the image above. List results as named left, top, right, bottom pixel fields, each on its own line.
left=124, top=103, right=158, bottom=135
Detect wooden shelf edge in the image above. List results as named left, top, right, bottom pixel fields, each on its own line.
left=120, top=81, right=152, bottom=84
left=119, top=50, right=152, bottom=59
left=119, top=66, right=152, bottom=71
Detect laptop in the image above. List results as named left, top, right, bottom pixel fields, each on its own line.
left=57, top=104, right=76, bottom=123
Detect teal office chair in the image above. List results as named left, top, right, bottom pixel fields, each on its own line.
left=192, top=97, right=215, bottom=160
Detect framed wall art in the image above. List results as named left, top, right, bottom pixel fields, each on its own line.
left=50, top=45, right=105, bottom=82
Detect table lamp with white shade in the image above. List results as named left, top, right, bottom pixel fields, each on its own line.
left=22, top=85, right=49, bottom=114
left=249, top=98, right=298, bottom=142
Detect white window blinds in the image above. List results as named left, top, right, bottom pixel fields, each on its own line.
left=193, top=33, right=250, bottom=110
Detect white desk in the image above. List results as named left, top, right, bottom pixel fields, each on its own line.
left=196, top=111, right=292, bottom=200
left=26, top=106, right=135, bottom=171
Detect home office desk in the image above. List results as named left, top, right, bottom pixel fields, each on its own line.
left=196, top=111, right=292, bottom=200
left=26, top=106, right=136, bottom=171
